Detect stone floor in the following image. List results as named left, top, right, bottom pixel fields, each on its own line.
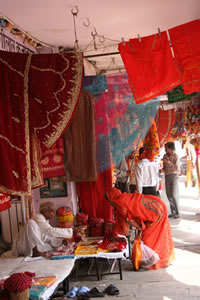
left=56, top=183, right=200, bottom=300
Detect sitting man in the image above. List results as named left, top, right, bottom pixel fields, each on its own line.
left=12, top=201, right=73, bottom=257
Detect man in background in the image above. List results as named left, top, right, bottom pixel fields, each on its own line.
left=162, top=142, right=180, bottom=219
left=115, top=157, right=131, bottom=193
left=135, top=147, right=159, bottom=196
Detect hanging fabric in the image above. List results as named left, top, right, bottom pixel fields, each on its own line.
left=0, top=50, right=83, bottom=195
left=118, top=32, right=181, bottom=104
left=95, top=73, right=160, bottom=172
left=167, top=85, right=197, bottom=103
left=155, top=108, right=175, bottom=148
left=62, top=89, right=97, bottom=182
left=82, top=75, right=107, bottom=95
left=76, top=168, right=113, bottom=220
left=40, top=137, right=65, bottom=178
left=0, top=193, right=10, bottom=212
left=169, top=19, right=200, bottom=94
left=140, top=120, right=160, bottom=161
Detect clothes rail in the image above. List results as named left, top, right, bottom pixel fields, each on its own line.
left=84, top=51, right=120, bottom=59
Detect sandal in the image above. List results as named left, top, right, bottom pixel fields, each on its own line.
left=103, top=284, right=120, bottom=296
left=80, top=287, right=105, bottom=298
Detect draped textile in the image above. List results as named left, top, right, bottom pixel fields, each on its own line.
left=82, top=75, right=107, bottom=95
left=106, top=188, right=175, bottom=270
left=62, top=89, right=97, bottom=182
left=169, top=19, right=200, bottom=94
left=155, top=108, right=175, bottom=148
left=95, top=73, right=160, bottom=172
left=0, top=193, right=10, bottom=212
left=140, top=120, right=160, bottom=161
left=40, top=137, right=65, bottom=178
left=76, top=168, right=113, bottom=221
left=0, top=50, right=83, bottom=195
left=118, top=32, right=181, bottom=104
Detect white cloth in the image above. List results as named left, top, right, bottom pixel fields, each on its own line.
left=136, top=159, right=159, bottom=193
left=32, top=213, right=73, bottom=239
left=12, top=219, right=62, bottom=257
left=115, top=158, right=129, bottom=183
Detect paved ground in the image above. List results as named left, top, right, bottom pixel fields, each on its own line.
left=63, top=183, right=200, bottom=300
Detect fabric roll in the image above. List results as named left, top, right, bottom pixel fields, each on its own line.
left=118, top=32, right=181, bottom=104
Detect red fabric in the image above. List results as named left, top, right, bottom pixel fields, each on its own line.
left=118, top=32, right=181, bottom=104
left=106, top=188, right=175, bottom=270
left=0, top=194, right=10, bottom=212
left=155, top=108, right=175, bottom=148
left=0, top=50, right=83, bottom=195
left=76, top=169, right=113, bottom=220
left=40, top=137, right=65, bottom=178
left=169, top=19, right=200, bottom=94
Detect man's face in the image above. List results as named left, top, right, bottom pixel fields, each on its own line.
left=165, top=146, right=172, bottom=155
left=44, top=205, right=56, bottom=219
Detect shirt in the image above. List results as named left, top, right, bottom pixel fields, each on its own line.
left=32, top=213, right=73, bottom=239
left=163, top=152, right=180, bottom=175
left=136, top=159, right=159, bottom=193
left=115, top=158, right=129, bottom=183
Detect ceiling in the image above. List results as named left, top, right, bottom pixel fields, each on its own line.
left=1, top=0, right=200, bottom=72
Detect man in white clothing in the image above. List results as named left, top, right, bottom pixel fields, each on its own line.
left=135, top=147, right=159, bottom=196
left=12, top=202, right=73, bottom=257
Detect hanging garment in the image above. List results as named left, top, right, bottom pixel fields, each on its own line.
left=140, top=120, right=160, bottom=162
left=76, top=168, right=113, bottom=221
left=106, top=188, right=175, bottom=270
left=95, top=73, right=160, bottom=172
left=82, top=75, right=107, bottom=95
left=0, top=193, right=10, bottom=212
left=40, top=137, right=65, bottom=178
left=155, top=108, right=175, bottom=148
left=169, top=19, right=200, bottom=94
left=62, top=89, right=97, bottom=182
left=0, top=50, right=83, bottom=195
left=118, top=32, right=181, bottom=104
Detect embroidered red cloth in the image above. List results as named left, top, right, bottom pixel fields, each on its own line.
left=0, top=193, right=10, bottom=212
left=118, top=32, right=181, bottom=104
left=0, top=50, right=83, bottom=195
left=155, top=108, right=175, bottom=148
left=41, top=137, right=65, bottom=178
left=169, top=19, right=200, bottom=94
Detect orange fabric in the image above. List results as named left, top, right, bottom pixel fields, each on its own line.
left=118, top=32, right=181, bottom=104
left=140, top=120, right=160, bottom=161
left=132, top=236, right=142, bottom=270
left=106, top=188, right=175, bottom=270
left=155, top=108, right=175, bottom=148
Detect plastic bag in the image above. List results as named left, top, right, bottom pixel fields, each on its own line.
left=140, top=241, right=160, bottom=268
left=131, top=236, right=142, bottom=270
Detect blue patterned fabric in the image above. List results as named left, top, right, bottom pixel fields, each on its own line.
left=82, top=75, right=107, bottom=95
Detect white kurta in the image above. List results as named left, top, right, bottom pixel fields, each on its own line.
left=12, top=219, right=62, bottom=257
left=32, top=214, right=73, bottom=238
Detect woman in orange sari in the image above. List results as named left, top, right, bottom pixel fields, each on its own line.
left=105, top=188, right=175, bottom=270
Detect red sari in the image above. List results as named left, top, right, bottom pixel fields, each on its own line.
left=106, top=188, right=175, bottom=270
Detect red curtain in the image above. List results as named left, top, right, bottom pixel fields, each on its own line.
left=169, top=19, right=200, bottom=94
left=76, top=169, right=113, bottom=221
left=118, top=32, right=181, bottom=104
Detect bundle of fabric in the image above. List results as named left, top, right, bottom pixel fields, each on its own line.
left=97, top=231, right=127, bottom=252
left=56, top=206, right=74, bottom=228
left=88, top=217, right=104, bottom=237
left=76, top=212, right=88, bottom=225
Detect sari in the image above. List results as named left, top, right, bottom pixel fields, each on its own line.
left=106, top=188, right=175, bottom=270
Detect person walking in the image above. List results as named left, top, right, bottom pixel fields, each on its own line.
left=162, top=142, right=180, bottom=219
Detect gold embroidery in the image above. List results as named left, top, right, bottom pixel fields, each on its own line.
left=12, top=116, right=20, bottom=123
left=12, top=170, right=19, bottom=178
left=31, top=134, right=44, bottom=188
left=34, top=97, right=42, bottom=104
left=0, top=57, right=24, bottom=77
left=0, top=134, right=25, bottom=153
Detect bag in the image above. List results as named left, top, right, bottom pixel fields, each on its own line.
left=140, top=241, right=160, bottom=268
left=131, top=235, right=142, bottom=270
